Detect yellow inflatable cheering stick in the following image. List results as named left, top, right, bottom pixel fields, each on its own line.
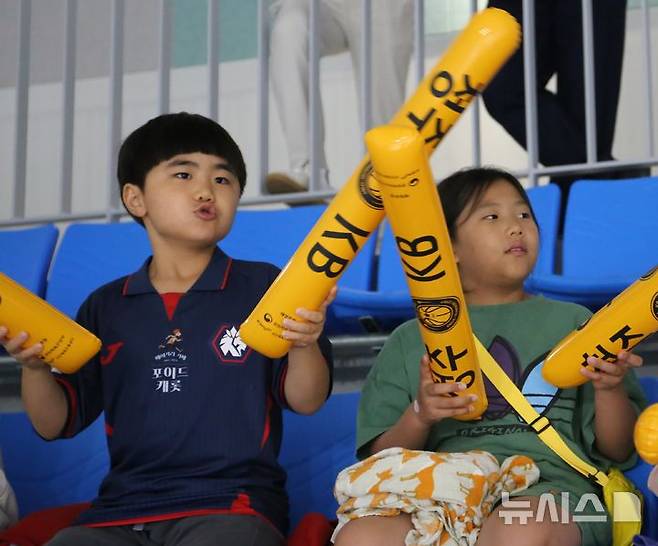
left=0, top=273, right=101, bottom=373
left=365, top=125, right=487, bottom=420
left=240, top=8, right=520, bottom=358
left=542, top=265, right=658, bottom=388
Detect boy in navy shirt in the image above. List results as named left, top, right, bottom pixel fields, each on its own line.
left=0, top=113, right=334, bottom=545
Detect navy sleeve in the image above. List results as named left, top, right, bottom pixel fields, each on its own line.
left=51, top=292, right=104, bottom=439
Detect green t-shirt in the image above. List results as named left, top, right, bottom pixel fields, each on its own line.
left=358, top=296, right=647, bottom=542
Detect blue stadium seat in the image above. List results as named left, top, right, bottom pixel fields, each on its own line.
left=223, top=205, right=378, bottom=335
left=280, top=391, right=359, bottom=529
left=0, top=224, right=58, bottom=297
left=334, top=220, right=415, bottom=330
left=333, top=184, right=562, bottom=332
left=46, top=222, right=151, bottom=318
left=527, top=177, right=658, bottom=309
left=526, top=183, right=561, bottom=278
left=221, top=205, right=327, bottom=269
left=0, top=412, right=108, bottom=517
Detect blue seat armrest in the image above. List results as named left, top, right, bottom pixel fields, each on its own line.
left=333, top=288, right=414, bottom=312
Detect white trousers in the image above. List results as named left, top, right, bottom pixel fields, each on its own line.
left=270, top=0, right=414, bottom=171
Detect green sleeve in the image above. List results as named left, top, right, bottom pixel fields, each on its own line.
left=356, top=325, right=416, bottom=459
left=579, top=370, right=648, bottom=471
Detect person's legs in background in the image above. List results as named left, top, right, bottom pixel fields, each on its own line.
left=482, top=1, right=585, bottom=167
left=268, top=0, right=344, bottom=193
left=551, top=0, right=640, bottom=224
left=483, top=0, right=638, bottom=234
left=339, top=0, right=413, bottom=129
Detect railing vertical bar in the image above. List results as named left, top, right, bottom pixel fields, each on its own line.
left=581, top=0, right=597, bottom=164
left=107, top=0, right=124, bottom=218
left=60, top=0, right=77, bottom=214
left=522, top=0, right=539, bottom=186
left=414, top=0, right=425, bottom=84
left=470, top=0, right=481, bottom=167
left=13, top=0, right=32, bottom=218
left=158, top=0, right=172, bottom=114
left=309, top=0, right=320, bottom=191
left=360, top=0, right=372, bottom=140
left=257, top=0, right=270, bottom=193
left=207, top=0, right=220, bottom=120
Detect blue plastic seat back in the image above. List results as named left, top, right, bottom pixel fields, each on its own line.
left=46, top=223, right=151, bottom=318
left=526, top=184, right=560, bottom=276
left=563, top=178, right=658, bottom=278
left=221, top=205, right=376, bottom=291
left=221, top=206, right=326, bottom=269
left=280, top=391, right=359, bottom=529
left=0, top=224, right=58, bottom=297
left=0, top=412, right=108, bottom=517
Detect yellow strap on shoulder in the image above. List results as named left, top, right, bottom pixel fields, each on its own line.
left=473, top=335, right=609, bottom=487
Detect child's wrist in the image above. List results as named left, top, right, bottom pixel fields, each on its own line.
left=594, top=382, right=628, bottom=399
left=409, top=399, right=435, bottom=428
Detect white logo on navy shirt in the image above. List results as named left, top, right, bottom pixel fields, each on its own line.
left=153, top=328, right=190, bottom=393
left=153, top=365, right=189, bottom=393
left=219, top=326, right=247, bottom=358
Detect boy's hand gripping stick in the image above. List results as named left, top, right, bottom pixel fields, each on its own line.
left=0, top=272, right=101, bottom=373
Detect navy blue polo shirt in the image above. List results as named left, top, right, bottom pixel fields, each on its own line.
left=53, top=248, right=332, bottom=534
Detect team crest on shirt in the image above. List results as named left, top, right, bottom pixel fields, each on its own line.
left=152, top=328, right=189, bottom=393
left=211, top=324, right=252, bottom=364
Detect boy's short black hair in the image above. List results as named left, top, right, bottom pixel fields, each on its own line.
left=117, top=112, right=246, bottom=223
left=437, top=167, right=538, bottom=240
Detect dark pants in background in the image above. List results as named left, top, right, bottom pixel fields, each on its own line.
left=483, top=0, right=633, bottom=226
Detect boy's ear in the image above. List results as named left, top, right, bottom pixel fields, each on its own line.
left=122, top=183, right=147, bottom=219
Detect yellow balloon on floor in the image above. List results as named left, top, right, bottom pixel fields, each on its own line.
left=240, top=8, right=521, bottom=358
left=0, top=272, right=101, bottom=373
left=542, top=266, right=658, bottom=388
left=365, top=125, right=487, bottom=420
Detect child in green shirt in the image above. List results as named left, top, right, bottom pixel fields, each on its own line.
left=333, top=167, right=646, bottom=546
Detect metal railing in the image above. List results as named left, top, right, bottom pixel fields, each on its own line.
left=1, top=0, right=656, bottom=228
